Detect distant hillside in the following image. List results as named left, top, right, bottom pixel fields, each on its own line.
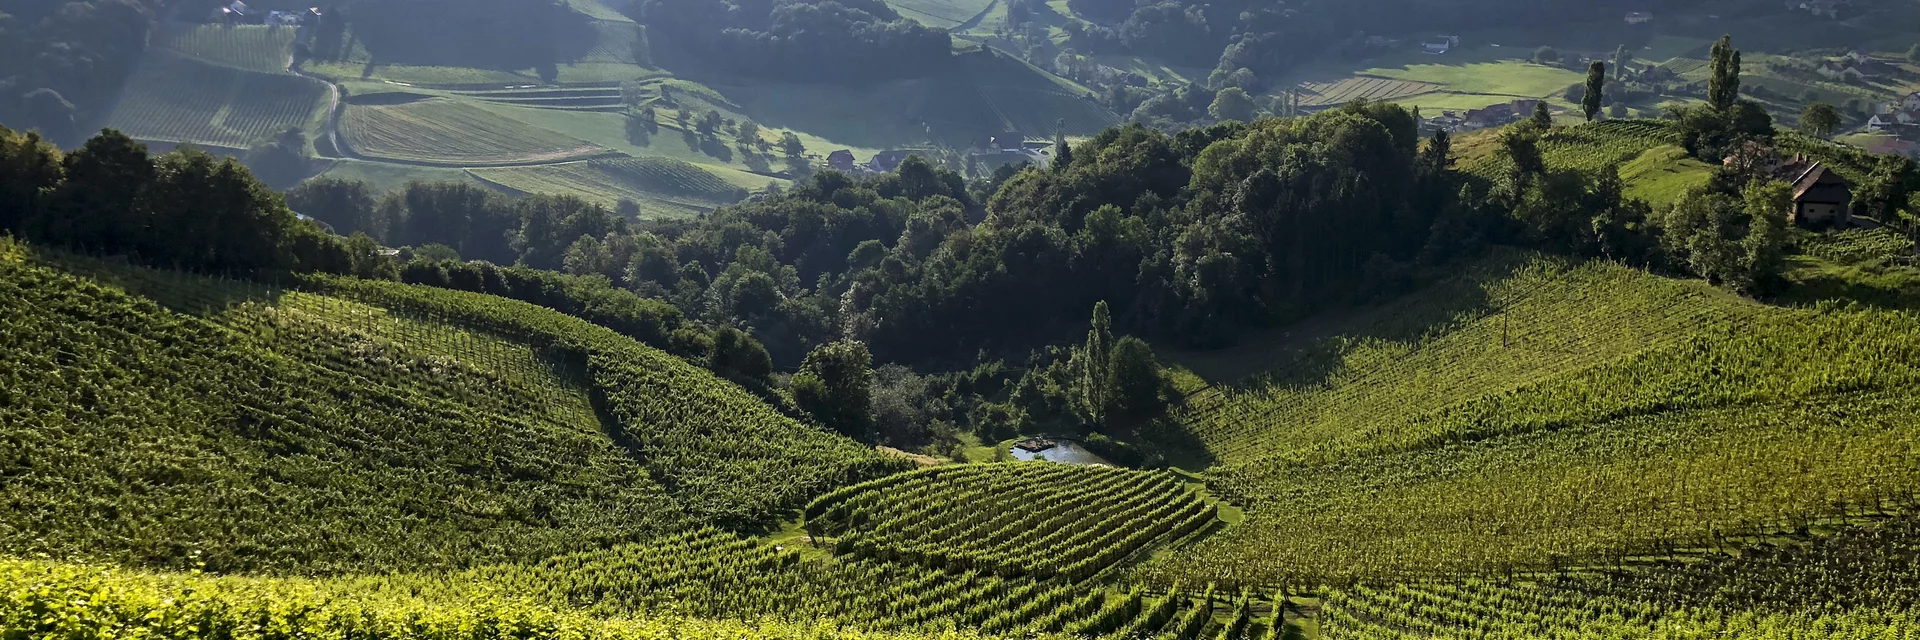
left=0, top=239, right=904, bottom=574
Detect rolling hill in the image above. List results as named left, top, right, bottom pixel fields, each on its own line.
left=1141, top=252, right=1920, bottom=589
left=0, top=239, right=904, bottom=574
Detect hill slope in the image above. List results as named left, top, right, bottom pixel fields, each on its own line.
left=1143, top=252, right=1920, bottom=586
left=0, top=239, right=903, bottom=574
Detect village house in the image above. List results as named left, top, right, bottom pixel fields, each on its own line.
left=868, top=150, right=916, bottom=173
left=1624, top=11, right=1654, bottom=24
left=1775, top=156, right=1854, bottom=226
left=1423, top=35, right=1459, bottom=55
left=827, top=150, right=857, bottom=172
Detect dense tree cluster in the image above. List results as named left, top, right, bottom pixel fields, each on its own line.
left=629, top=0, right=952, bottom=82
left=0, top=0, right=167, bottom=146
left=0, top=127, right=363, bottom=275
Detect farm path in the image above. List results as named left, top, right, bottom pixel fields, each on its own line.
left=288, top=52, right=345, bottom=159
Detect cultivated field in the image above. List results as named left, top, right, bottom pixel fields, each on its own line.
left=1298, top=77, right=1441, bottom=107
left=104, top=52, right=329, bottom=149
left=339, top=97, right=609, bottom=165
left=466, top=157, right=748, bottom=216
left=1363, top=61, right=1586, bottom=99
left=154, top=23, right=297, bottom=74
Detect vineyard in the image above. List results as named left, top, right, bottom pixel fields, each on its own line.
left=1800, top=227, right=1918, bottom=264
left=1464, top=119, right=1680, bottom=178
left=154, top=24, right=297, bottom=74
left=1298, top=77, right=1441, bottom=107
left=1138, top=252, right=1920, bottom=586
left=1318, top=511, right=1920, bottom=639
left=0, top=240, right=904, bottom=573
left=339, top=98, right=610, bottom=165
left=103, top=52, right=329, bottom=149
left=807, top=464, right=1218, bottom=580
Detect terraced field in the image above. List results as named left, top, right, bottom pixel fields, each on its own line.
left=340, top=97, right=610, bottom=165
left=807, top=464, right=1217, bottom=580
left=1299, top=77, right=1442, bottom=107
left=154, top=24, right=297, bottom=74
left=104, top=52, right=329, bottom=149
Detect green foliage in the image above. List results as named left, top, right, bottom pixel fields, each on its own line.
left=1800, top=102, right=1841, bottom=139
left=1583, top=61, right=1606, bottom=122
left=1708, top=35, right=1742, bottom=112
left=795, top=340, right=878, bottom=439
left=1208, top=87, right=1257, bottom=123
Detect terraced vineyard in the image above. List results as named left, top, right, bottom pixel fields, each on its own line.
left=469, top=157, right=749, bottom=214
left=807, top=464, right=1218, bottom=580
left=340, top=97, right=609, bottom=165
left=103, top=52, right=328, bottom=149
left=1139, top=253, right=1920, bottom=586
left=1299, top=77, right=1442, bottom=107
left=154, top=24, right=297, bottom=74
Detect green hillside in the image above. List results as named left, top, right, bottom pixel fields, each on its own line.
left=0, top=239, right=904, bottom=573
left=1141, top=253, right=1920, bottom=587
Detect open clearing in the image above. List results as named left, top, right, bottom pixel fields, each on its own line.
left=340, top=97, right=609, bottom=166
left=105, top=52, right=329, bottom=150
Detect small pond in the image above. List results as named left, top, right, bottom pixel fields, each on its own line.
left=1008, top=439, right=1113, bottom=466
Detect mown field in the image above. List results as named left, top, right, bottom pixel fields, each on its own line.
left=340, top=97, right=611, bottom=165
left=467, top=157, right=747, bottom=216
left=103, top=52, right=329, bottom=150
left=1298, top=77, right=1441, bottom=107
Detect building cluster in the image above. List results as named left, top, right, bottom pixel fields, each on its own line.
left=821, top=132, right=1051, bottom=176
left=1421, top=99, right=1543, bottom=134
left=1863, top=92, right=1920, bottom=159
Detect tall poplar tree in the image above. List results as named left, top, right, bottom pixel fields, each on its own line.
left=1709, top=35, right=1741, bottom=111
left=1583, top=61, right=1606, bottom=121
